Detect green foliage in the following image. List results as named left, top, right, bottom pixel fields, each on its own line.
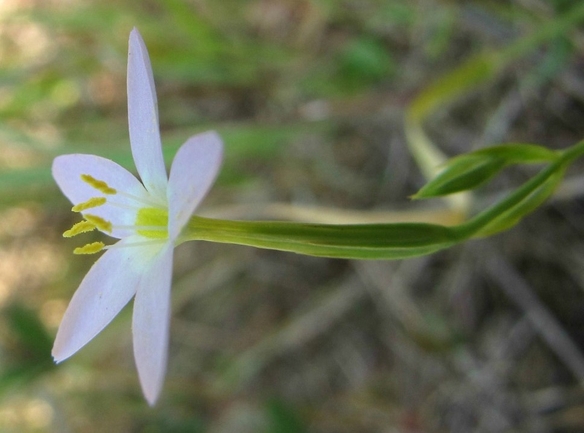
left=413, top=156, right=506, bottom=199
left=265, top=399, right=307, bottom=433
left=184, top=139, right=584, bottom=259
left=0, top=304, right=55, bottom=395
left=474, top=169, right=565, bottom=237
left=1, top=2, right=584, bottom=430
left=338, top=37, right=395, bottom=92
left=407, top=55, right=500, bottom=122
left=413, top=144, right=559, bottom=199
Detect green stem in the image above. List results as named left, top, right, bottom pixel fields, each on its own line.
left=456, top=140, right=584, bottom=238
left=182, top=140, right=584, bottom=260
left=183, top=217, right=456, bottom=259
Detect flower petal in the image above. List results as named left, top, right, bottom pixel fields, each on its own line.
left=167, top=131, right=223, bottom=240
left=52, top=238, right=150, bottom=362
left=53, top=154, right=153, bottom=239
left=128, top=28, right=167, bottom=200
left=132, top=242, right=174, bottom=406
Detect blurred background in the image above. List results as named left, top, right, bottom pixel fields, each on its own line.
left=1, top=0, right=584, bottom=432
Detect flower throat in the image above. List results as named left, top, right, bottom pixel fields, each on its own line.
left=63, top=174, right=168, bottom=254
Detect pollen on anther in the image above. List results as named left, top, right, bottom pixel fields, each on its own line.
left=63, top=220, right=96, bottom=237
left=81, top=174, right=117, bottom=195
left=84, top=214, right=113, bottom=233
left=74, top=242, right=105, bottom=255
left=72, top=197, right=106, bottom=212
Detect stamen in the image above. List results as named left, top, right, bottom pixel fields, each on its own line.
left=84, top=214, right=113, bottom=233
left=81, top=174, right=117, bottom=195
left=96, top=200, right=139, bottom=212
left=74, top=242, right=105, bottom=255
left=116, top=191, right=166, bottom=209
left=63, top=220, right=97, bottom=238
left=72, top=197, right=107, bottom=212
left=78, top=188, right=165, bottom=211
left=114, top=225, right=167, bottom=231
left=80, top=174, right=166, bottom=209
left=103, top=239, right=166, bottom=251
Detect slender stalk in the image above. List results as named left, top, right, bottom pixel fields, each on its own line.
left=180, top=140, right=584, bottom=260
left=455, top=140, right=584, bottom=239
left=182, top=217, right=455, bottom=259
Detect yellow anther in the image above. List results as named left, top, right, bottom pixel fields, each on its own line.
left=72, top=197, right=107, bottom=212
left=63, top=220, right=97, bottom=238
left=74, top=242, right=105, bottom=255
left=84, top=214, right=113, bottom=233
left=81, top=174, right=117, bottom=195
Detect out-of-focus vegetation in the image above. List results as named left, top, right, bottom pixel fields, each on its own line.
left=2, top=0, right=584, bottom=432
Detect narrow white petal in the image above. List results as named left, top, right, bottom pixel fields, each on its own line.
left=132, top=242, right=174, bottom=406
left=53, top=154, right=155, bottom=239
left=52, top=239, right=149, bottom=362
left=167, top=131, right=223, bottom=240
left=128, top=28, right=167, bottom=201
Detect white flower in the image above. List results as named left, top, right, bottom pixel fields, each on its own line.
left=52, top=28, right=223, bottom=405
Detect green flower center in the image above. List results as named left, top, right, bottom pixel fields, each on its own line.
left=136, top=207, right=168, bottom=239
left=65, top=174, right=170, bottom=254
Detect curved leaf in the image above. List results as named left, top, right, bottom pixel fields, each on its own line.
left=469, top=143, right=558, bottom=164
left=413, top=156, right=505, bottom=198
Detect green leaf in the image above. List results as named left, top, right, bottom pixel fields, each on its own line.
left=413, top=155, right=506, bottom=199
left=474, top=168, right=564, bottom=237
left=0, top=304, right=55, bottom=396
left=407, top=54, right=499, bottom=121
left=468, top=143, right=558, bottom=164
left=6, top=303, right=53, bottom=361
left=413, top=143, right=559, bottom=199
